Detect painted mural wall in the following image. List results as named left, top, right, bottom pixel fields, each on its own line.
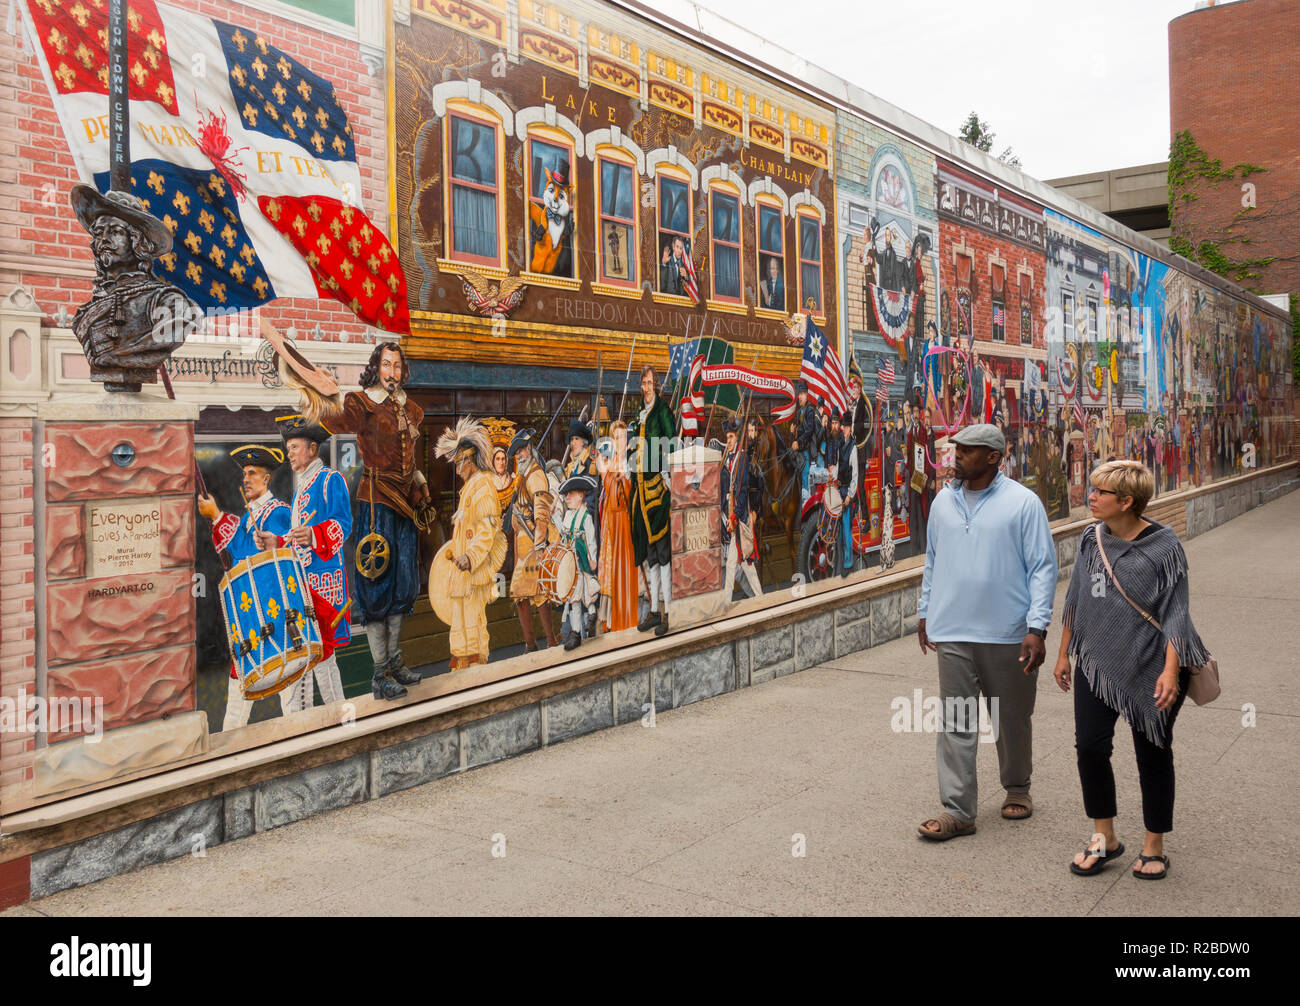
left=3, top=0, right=1292, bottom=814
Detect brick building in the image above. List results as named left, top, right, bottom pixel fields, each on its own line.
left=1168, top=0, right=1300, bottom=298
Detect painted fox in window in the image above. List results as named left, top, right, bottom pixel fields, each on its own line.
left=529, top=166, right=574, bottom=277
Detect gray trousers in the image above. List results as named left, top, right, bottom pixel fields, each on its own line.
left=936, top=641, right=1038, bottom=823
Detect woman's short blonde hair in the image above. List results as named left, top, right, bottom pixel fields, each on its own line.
left=1089, top=459, right=1155, bottom=517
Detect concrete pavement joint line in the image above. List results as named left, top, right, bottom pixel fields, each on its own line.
left=1213, top=729, right=1249, bottom=767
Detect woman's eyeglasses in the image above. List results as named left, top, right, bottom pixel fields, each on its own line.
left=1088, top=487, right=1118, bottom=497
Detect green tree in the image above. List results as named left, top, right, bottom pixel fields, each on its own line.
left=957, top=111, right=1022, bottom=169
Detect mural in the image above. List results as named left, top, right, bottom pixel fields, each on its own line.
left=171, top=0, right=1297, bottom=754
left=178, top=0, right=1292, bottom=741
left=20, top=0, right=1278, bottom=760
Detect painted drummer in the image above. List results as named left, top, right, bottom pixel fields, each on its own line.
left=557, top=472, right=600, bottom=650
left=254, top=415, right=350, bottom=712
left=197, top=444, right=293, bottom=731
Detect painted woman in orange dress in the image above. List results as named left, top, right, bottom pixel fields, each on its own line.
left=597, top=420, right=637, bottom=632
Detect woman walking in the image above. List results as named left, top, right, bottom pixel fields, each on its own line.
left=1052, top=460, right=1210, bottom=879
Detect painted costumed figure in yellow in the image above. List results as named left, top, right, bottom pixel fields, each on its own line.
left=432, top=417, right=507, bottom=670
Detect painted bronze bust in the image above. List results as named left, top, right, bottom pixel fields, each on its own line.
left=70, top=184, right=198, bottom=392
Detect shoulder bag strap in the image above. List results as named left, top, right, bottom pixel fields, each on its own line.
left=1093, top=523, right=1162, bottom=631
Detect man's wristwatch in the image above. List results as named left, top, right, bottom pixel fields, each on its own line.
left=1027, top=627, right=1047, bottom=639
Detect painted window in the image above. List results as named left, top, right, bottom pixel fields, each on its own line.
left=797, top=212, right=822, bottom=315
left=526, top=133, right=576, bottom=278
left=447, top=112, right=501, bottom=266
left=955, top=252, right=973, bottom=345
left=1086, top=295, right=1099, bottom=342
left=657, top=172, right=692, bottom=295
left=756, top=200, right=784, bottom=311
left=597, top=152, right=636, bottom=286
left=710, top=187, right=741, bottom=303
left=1019, top=273, right=1033, bottom=346
left=1062, top=290, right=1075, bottom=339
left=991, top=262, right=1006, bottom=343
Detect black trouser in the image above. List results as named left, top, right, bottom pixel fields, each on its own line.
left=1074, top=666, right=1191, bottom=834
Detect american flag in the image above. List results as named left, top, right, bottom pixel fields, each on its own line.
left=876, top=354, right=895, bottom=404
left=1073, top=399, right=1086, bottom=429
left=993, top=305, right=1005, bottom=327
left=799, top=318, right=849, bottom=414
left=678, top=354, right=705, bottom=435
left=681, top=251, right=701, bottom=304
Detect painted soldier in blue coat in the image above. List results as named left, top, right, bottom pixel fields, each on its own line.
left=255, top=415, right=351, bottom=713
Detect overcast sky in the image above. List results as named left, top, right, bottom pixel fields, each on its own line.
left=693, top=0, right=1204, bottom=181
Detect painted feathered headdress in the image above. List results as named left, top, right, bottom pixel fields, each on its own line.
left=435, top=415, right=493, bottom=472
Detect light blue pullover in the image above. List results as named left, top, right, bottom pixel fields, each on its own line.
left=918, top=471, right=1057, bottom=644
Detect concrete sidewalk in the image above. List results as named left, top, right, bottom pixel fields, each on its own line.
left=7, top=492, right=1298, bottom=916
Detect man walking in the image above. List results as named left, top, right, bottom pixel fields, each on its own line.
left=916, top=423, right=1057, bottom=840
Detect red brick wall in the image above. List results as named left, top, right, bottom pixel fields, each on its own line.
left=1169, top=0, right=1300, bottom=297
left=0, top=0, right=388, bottom=344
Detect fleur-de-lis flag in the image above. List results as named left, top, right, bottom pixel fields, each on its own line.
left=23, top=0, right=410, bottom=333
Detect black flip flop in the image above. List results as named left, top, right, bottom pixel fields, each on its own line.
left=1132, top=854, right=1170, bottom=879
left=1069, top=841, right=1125, bottom=876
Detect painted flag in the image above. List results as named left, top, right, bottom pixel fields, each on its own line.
left=667, top=337, right=702, bottom=382
left=1073, top=399, right=1086, bottom=429
left=678, top=353, right=705, bottom=436
left=799, top=317, right=849, bottom=415
left=875, top=353, right=895, bottom=405
left=680, top=251, right=701, bottom=305
left=23, top=0, right=410, bottom=333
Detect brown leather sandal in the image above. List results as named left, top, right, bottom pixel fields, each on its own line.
left=917, top=812, right=977, bottom=841
left=1001, top=791, right=1033, bottom=820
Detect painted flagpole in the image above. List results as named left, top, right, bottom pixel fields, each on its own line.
left=108, top=0, right=130, bottom=192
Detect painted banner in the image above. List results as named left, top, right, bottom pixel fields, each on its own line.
left=700, top=364, right=797, bottom=421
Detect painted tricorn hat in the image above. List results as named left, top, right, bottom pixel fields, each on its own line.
left=229, top=444, right=285, bottom=471
left=567, top=417, right=593, bottom=444
left=558, top=473, right=597, bottom=497
left=506, top=427, right=538, bottom=463
left=275, top=413, right=333, bottom=446
left=70, top=184, right=173, bottom=256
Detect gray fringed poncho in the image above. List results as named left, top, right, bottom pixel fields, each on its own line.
left=1063, top=521, right=1210, bottom=747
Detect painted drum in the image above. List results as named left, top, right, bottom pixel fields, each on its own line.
left=536, top=543, right=578, bottom=606
left=219, top=548, right=322, bottom=700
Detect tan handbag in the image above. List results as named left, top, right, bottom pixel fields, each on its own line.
left=1093, top=525, right=1220, bottom=705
